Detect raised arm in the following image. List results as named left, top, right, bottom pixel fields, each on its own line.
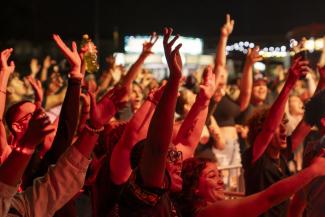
left=252, top=57, right=309, bottom=163
left=110, top=85, right=165, bottom=185
left=40, top=56, right=54, bottom=82
left=214, top=14, right=234, bottom=69
left=238, top=46, right=262, bottom=111
left=27, top=76, right=43, bottom=107
left=43, top=34, right=82, bottom=163
left=140, top=27, right=182, bottom=188
left=0, top=49, right=15, bottom=162
left=174, top=66, right=216, bottom=159
left=290, top=64, right=325, bottom=151
left=9, top=90, right=117, bottom=217
left=198, top=155, right=325, bottom=217
left=119, top=32, right=158, bottom=88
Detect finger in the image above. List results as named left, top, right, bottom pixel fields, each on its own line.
left=168, top=34, right=179, bottom=48
left=226, top=14, right=230, bottom=24
left=53, top=34, right=70, bottom=53
left=171, top=43, right=182, bottom=56
left=163, top=27, right=173, bottom=46
left=9, top=61, right=15, bottom=68
left=149, top=32, right=155, bottom=43
left=163, top=27, right=169, bottom=44
left=4, top=48, right=13, bottom=60
left=153, top=34, right=159, bottom=44
left=36, top=80, right=42, bottom=87
left=231, top=20, right=235, bottom=27
left=72, top=41, right=78, bottom=53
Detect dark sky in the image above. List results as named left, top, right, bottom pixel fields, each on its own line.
left=2, top=0, right=325, bottom=41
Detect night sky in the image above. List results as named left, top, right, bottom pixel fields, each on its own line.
left=2, top=0, right=325, bottom=41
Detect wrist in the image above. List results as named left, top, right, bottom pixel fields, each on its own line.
left=13, top=146, right=35, bottom=156
left=220, top=34, right=229, bottom=40
left=196, top=94, right=211, bottom=107
left=86, top=119, right=103, bottom=130
left=85, top=121, right=104, bottom=134
left=69, top=68, right=82, bottom=79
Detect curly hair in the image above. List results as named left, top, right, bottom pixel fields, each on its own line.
left=178, top=157, right=216, bottom=217
left=246, top=106, right=270, bottom=146
left=304, top=89, right=325, bottom=129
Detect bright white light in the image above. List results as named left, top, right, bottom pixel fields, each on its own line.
left=290, top=39, right=298, bottom=48
left=263, top=47, right=268, bottom=52
left=281, top=46, right=286, bottom=52
left=305, top=39, right=315, bottom=52
left=249, top=43, right=255, bottom=48
left=244, top=41, right=249, bottom=47
left=254, top=62, right=266, bottom=71
left=269, top=47, right=274, bottom=52
left=239, top=41, right=244, bottom=47
left=275, top=47, right=280, bottom=52
left=124, top=35, right=203, bottom=55
left=234, top=43, right=239, bottom=50
left=114, top=53, right=125, bottom=65
left=315, top=38, right=324, bottom=50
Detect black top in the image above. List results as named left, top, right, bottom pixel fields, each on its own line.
left=92, top=157, right=125, bottom=217
left=118, top=170, right=181, bottom=217
left=213, top=95, right=241, bottom=127
left=242, top=146, right=291, bottom=217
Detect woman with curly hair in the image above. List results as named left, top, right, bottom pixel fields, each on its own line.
left=178, top=156, right=325, bottom=217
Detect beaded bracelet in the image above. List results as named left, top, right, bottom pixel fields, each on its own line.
left=85, top=124, right=104, bottom=133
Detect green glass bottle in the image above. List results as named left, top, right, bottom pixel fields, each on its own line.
left=81, top=34, right=99, bottom=73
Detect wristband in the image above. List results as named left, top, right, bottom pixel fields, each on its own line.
left=85, top=124, right=104, bottom=133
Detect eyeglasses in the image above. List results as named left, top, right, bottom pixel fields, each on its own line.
left=16, top=112, right=33, bottom=124
left=167, top=149, right=183, bottom=163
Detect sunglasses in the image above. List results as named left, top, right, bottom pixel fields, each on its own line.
left=167, top=149, right=183, bottom=163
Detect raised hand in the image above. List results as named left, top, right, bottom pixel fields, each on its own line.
left=221, top=14, right=235, bottom=37
left=163, top=27, right=183, bottom=81
left=287, top=57, right=309, bottom=84
left=87, top=85, right=128, bottom=129
left=80, top=92, right=91, bottom=113
left=53, top=34, right=82, bottom=79
left=199, top=66, right=217, bottom=101
left=246, top=46, right=263, bottom=65
left=147, top=81, right=167, bottom=104
left=19, top=108, right=55, bottom=149
left=30, top=58, right=40, bottom=78
left=27, top=76, right=43, bottom=107
left=142, top=32, right=159, bottom=57
left=0, top=48, right=15, bottom=75
left=42, top=56, right=55, bottom=70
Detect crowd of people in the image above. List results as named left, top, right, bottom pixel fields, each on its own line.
left=0, top=14, right=325, bottom=217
